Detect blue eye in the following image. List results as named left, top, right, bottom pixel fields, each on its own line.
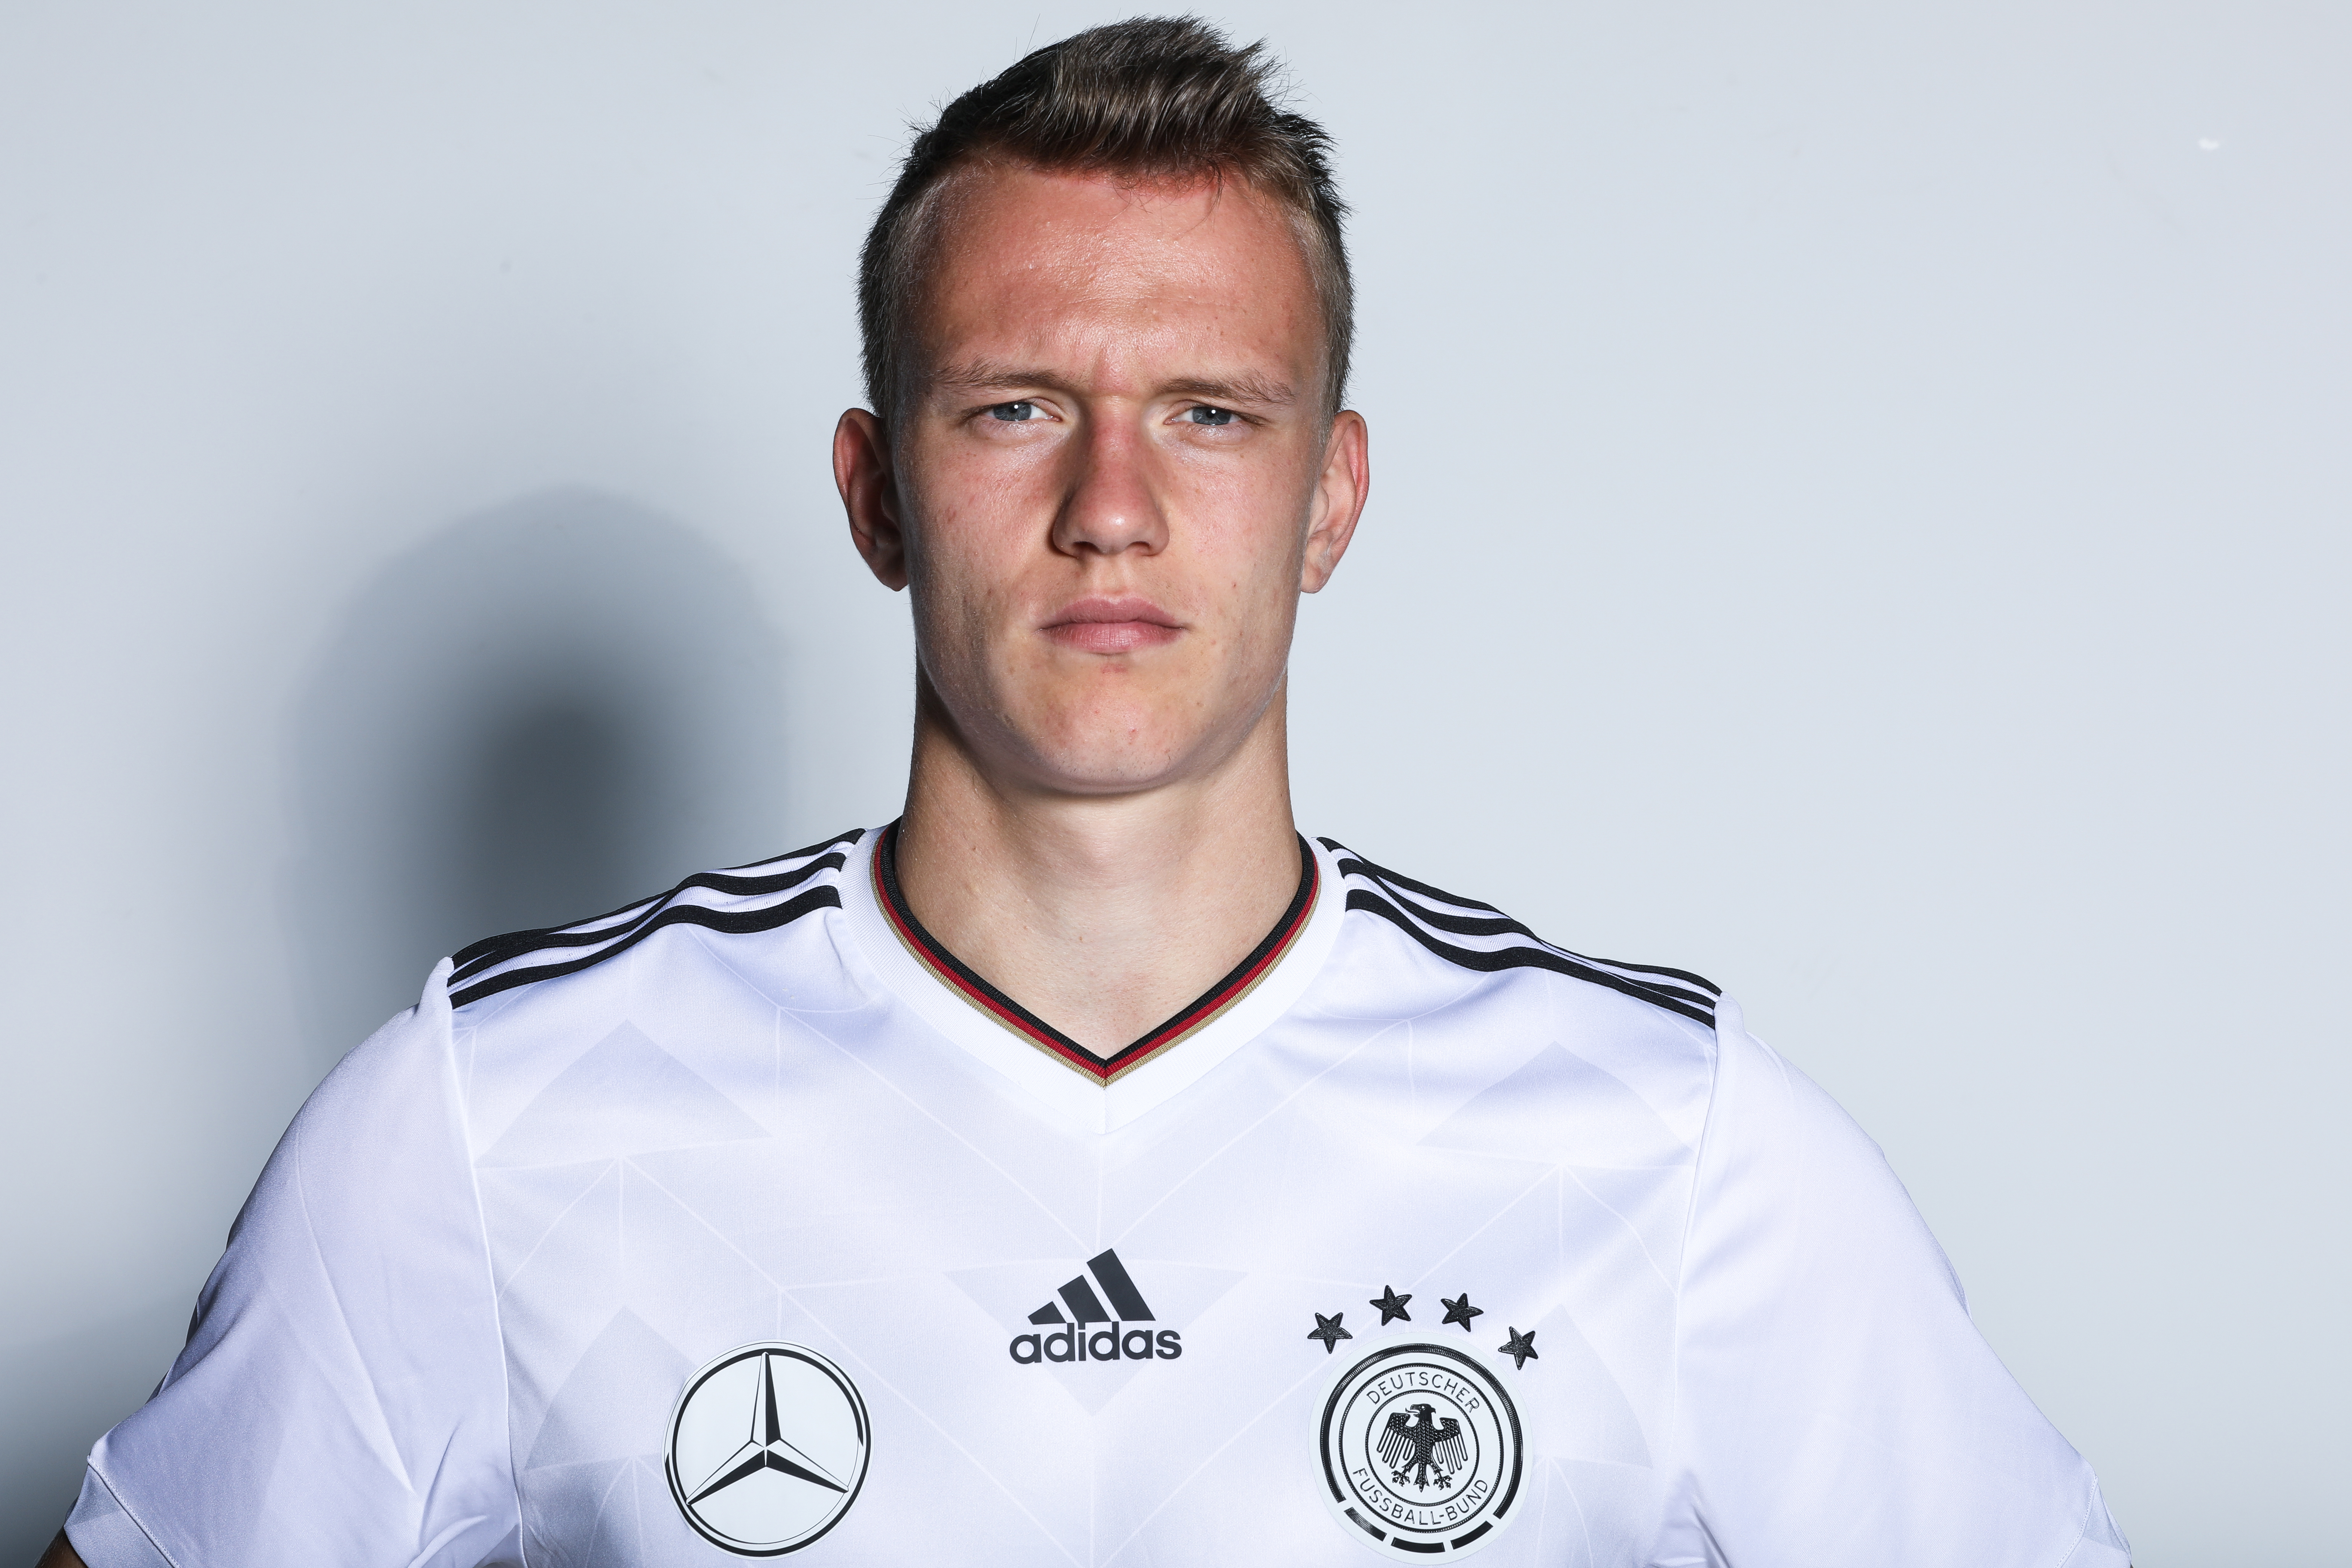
left=1188, top=406, right=1237, bottom=426
left=988, top=401, right=1036, bottom=421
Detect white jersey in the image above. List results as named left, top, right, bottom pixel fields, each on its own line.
left=70, top=826, right=2128, bottom=1568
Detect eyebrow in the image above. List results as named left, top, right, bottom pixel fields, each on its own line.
left=1161, top=374, right=1296, bottom=408
left=929, top=360, right=1297, bottom=408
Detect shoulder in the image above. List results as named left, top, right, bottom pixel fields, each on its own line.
left=1318, top=836, right=1721, bottom=1030
left=443, top=828, right=865, bottom=1011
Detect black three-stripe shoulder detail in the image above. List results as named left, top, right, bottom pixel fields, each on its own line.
left=448, top=833, right=856, bottom=980
left=1321, top=838, right=1720, bottom=1028
left=446, top=830, right=862, bottom=1010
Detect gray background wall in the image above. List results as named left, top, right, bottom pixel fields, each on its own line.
left=1, top=3, right=2342, bottom=1562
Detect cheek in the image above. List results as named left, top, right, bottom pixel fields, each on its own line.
left=909, top=437, right=1060, bottom=568
left=905, top=505, right=1037, bottom=692
left=1184, top=475, right=1311, bottom=609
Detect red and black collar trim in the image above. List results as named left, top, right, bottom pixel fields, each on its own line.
left=871, top=821, right=1319, bottom=1086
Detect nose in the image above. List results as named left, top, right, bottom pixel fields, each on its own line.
left=1050, top=411, right=1168, bottom=560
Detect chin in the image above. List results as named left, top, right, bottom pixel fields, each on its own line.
left=1013, top=707, right=1205, bottom=794
left=1021, top=737, right=1195, bottom=795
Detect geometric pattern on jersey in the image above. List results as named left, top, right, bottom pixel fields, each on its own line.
left=871, top=820, right=1320, bottom=1084
left=440, top=846, right=1728, bottom=1564
left=75, top=822, right=2127, bottom=1568
left=442, top=830, right=864, bottom=1009
left=1322, top=839, right=1720, bottom=1028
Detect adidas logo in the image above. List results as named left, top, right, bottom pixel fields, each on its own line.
left=1007, top=1249, right=1183, bottom=1365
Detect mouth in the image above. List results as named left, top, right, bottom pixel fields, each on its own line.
left=1040, top=595, right=1184, bottom=655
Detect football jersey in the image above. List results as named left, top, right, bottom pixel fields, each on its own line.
left=69, top=826, right=2130, bottom=1568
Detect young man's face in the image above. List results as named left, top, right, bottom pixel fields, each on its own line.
left=838, top=163, right=1367, bottom=798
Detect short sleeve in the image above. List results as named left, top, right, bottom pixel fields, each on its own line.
left=71, top=961, right=520, bottom=1568
left=1653, top=997, right=2129, bottom=1568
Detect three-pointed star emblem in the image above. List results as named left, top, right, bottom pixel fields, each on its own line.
left=687, top=1352, right=850, bottom=1505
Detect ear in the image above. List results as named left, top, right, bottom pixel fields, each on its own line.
left=835, top=407, right=909, bottom=590
left=1300, top=409, right=1368, bottom=594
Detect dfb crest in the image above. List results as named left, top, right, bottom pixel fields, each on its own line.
left=1314, top=1342, right=1523, bottom=1559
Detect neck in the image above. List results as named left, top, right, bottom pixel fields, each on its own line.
left=892, top=681, right=1305, bottom=1058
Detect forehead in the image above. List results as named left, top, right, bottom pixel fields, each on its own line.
left=915, top=162, right=1319, bottom=385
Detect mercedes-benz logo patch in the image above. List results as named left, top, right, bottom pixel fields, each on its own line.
left=1315, top=1341, right=1523, bottom=1559
left=665, top=1342, right=870, bottom=1555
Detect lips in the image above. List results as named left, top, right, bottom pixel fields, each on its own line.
left=1041, top=595, right=1184, bottom=654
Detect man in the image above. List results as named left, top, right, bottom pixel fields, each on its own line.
left=45, top=18, right=2129, bottom=1567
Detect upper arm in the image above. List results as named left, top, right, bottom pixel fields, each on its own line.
left=1653, top=999, right=2125, bottom=1568
left=74, top=966, right=520, bottom=1568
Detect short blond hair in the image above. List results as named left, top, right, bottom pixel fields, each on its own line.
left=857, top=16, right=1353, bottom=420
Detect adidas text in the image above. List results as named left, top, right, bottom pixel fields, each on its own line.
left=1008, top=1324, right=1183, bottom=1364
left=1007, top=1248, right=1183, bottom=1366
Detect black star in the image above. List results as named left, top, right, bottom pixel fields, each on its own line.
left=1308, top=1312, right=1354, bottom=1354
left=1441, top=1293, right=1484, bottom=1332
left=1497, top=1326, right=1539, bottom=1369
left=1370, top=1286, right=1413, bottom=1326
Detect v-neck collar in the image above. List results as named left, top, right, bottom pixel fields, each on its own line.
left=839, top=824, right=1344, bottom=1133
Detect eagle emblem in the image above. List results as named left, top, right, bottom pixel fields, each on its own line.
left=1377, top=1401, right=1469, bottom=1491
left=1318, top=1342, right=1524, bottom=1558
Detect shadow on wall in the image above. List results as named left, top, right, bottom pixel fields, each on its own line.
left=0, top=490, right=796, bottom=1562
left=283, top=486, right=794, bottom=1069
